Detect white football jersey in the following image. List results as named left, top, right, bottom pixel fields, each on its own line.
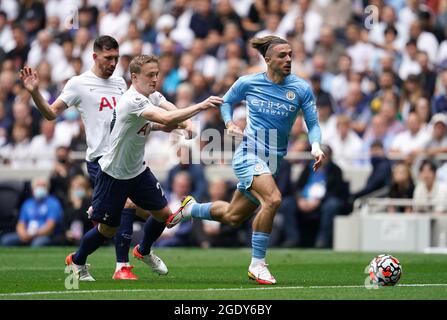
left=99, top=85, right=165, bottom=179
left=59, top=70, right=127, bottom=162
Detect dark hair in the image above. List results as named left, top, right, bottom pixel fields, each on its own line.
left=250, top=36, right=288, bottom=57
left=419, top=159, right=438, bottom=173
left=93, top=35, right=119, bottom=52
left=384, top=25, right=398, bottom=37
left=370, top=140, right=384, bottom=149
left=0, top=10, right=7, bottom=19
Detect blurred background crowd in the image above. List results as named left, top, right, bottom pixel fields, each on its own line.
left=0, top=0, right=447, bottom=250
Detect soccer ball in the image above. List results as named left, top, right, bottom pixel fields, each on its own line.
left=369, top=254, right=402, bottom=286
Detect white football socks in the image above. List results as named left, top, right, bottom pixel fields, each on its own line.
left=115, top=262, right=130, bottom=272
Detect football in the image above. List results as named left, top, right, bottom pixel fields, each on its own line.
left=369, top=254, right=402, bottom=286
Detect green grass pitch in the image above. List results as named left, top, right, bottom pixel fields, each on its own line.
left=0, top=247, right=446, bottom=300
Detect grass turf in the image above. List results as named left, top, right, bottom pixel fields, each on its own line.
left=0, top=247, right=446, bottom=300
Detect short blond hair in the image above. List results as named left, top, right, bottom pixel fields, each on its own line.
left=129, top=55, right=159, bottom=74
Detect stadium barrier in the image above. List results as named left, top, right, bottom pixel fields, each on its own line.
left=334, top=198, right=447, bottom=252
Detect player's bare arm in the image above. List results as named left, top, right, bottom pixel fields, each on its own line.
left=141, top=96, right=223, bottom=126
left=159, top=100, right=195, bottom=139
left=20, top=66, right=67, bottom=120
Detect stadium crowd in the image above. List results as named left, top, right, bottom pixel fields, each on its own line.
left=0, top=0, right=447, bottom=249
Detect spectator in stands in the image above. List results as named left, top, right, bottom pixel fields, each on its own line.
left=398, top=39, right=421, bottom=81
left=387, top=161, right=415, bottom=213
left=29, top=119, right=57, bottom=169
left=362, top=114, right=395, bottom=154
left=314, top=25, right=346, bottom=74
left=294, top=145, right=350, bottom=248
left=413, top=160, right=447, bottom=214
left=0, top=122, right=32, bottom=168
left=352, top=140, right=392, bottom=200
left=330, top=54, right=352, bottom=103
left=423, top=113, right=447, bottom=159
left=336, top=81, right=372, bottom=136
left=49, top=145, right=84, bottom=206
left=432, top=69, right=447, bottom=114
left=409, top=20, right=439, bottom=64
left=5, top=24, right=29, bottom=70
left=378, top=94, right=405, bottom=136
left=98, top=0, right=131, bottom=43
left=417, top=51, right=437, bottom=99
left=399, top=74, right=424, bottom=121
left=189, top=0, right=216, bottom=39
left=62, top=175, right=94, bottom=245
left=328, top=114, right=363, bottom=170
left=1, top=176, right=62, bottom=247
left=389, top=111, right=431, bottom=163
left=166, top=145, right=208, bottom=202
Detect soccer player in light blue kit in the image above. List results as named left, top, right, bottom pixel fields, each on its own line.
left=167, top=36, right=325, bottom=285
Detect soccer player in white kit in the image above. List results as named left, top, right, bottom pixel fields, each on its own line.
left=64, top=55, right=223, bottom=281
left=20, top=36, right=185, bottom=280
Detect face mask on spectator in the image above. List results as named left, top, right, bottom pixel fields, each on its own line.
left=73, top=188, right=86, bottom=199
left=34, top=186, right=48, bottom=200
left=64, top=109, right=79, bottom=122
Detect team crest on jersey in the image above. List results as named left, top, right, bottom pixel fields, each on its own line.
left=286, top=91, right=296, bottom=100
left=254, top=163, right=264, bottom=172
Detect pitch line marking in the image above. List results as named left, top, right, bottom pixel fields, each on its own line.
left=1, top=283, right=447, bottom=297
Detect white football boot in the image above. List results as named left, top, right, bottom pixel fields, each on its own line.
left=248, top=263, right=277, bottom=285
left=133, top=245, right=168, bottom=275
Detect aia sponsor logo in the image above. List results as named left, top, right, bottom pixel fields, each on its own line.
left=99, top=97, right=117, bottom=111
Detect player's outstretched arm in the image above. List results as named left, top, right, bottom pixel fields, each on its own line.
left=20, top=66, right=67, bottom=120
left=159, top=100, right=195, bottom=139
left=141, top=96, right=223, bottom=126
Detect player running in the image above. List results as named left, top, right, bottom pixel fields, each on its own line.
left=20, top=36, right=192, bottom=280
left=166, top=36, right=325, bottom=285
left=64, top=54, right=223, bottom=281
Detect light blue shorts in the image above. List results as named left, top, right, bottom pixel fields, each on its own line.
left=232, top=147, right=282, bottom=206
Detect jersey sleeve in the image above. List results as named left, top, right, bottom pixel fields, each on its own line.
left=128, top=94, right=154, bottom=117
left=301, top=83, right=322, bottom=145
left=221, top=76, right=247, bottom=125
left=58, top=77, right=81, bottom=107
left=149, top=91, right=167, bottom=107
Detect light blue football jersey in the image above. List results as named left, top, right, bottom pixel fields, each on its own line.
left=221, top=72, right=322, bottom=158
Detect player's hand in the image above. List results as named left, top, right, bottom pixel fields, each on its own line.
left=20, top=66, right=40, bottom=93
left=226, top=121, right=244, bottom=139
left=201, top=96, right=223, bottom=110
left=311, top=142, right=325, bottom=171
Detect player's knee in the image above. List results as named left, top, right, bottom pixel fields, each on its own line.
left=98, top=223, right=118, bottom=238
left=227, top=214, right=244, bottom=228
left=265, top=193, right=282, bottom=211
left=124, top=199, right=137, bottom=209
